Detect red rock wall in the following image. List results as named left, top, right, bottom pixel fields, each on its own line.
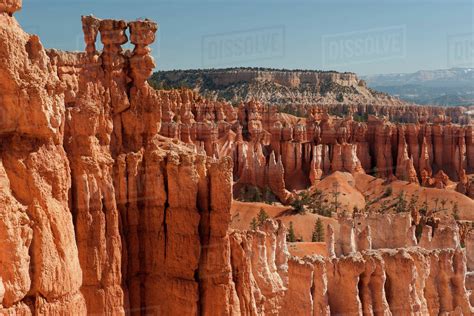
left=1, top=4, right=473, bottom=315
left=0, top=6, right=86, bottom=314
left=148, top=88, right=474, bottom=200
left=281, top=248, right=473, bottom=316
left=1, top=8, right=240, bottom=314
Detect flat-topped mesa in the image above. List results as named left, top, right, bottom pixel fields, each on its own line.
left=150, top=68, right=408, bottom=107
left=0, top=0, right=21, bottom=16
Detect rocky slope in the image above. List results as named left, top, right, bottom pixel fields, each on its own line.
left=0, top=2, right=473, bottom=315
left=149, top=68, right=406, bottom=107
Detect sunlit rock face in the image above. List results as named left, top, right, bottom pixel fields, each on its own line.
left=0, top=0, right=21, bottom=16
left=0, top=2, right=473, bottom=315
left=148, top=90, right=473, bottom=201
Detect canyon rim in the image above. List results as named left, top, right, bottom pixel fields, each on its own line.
left=1, top=1, right=474, bottom=315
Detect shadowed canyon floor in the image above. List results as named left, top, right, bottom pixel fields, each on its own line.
left=1, top=1, right=474, bottom=315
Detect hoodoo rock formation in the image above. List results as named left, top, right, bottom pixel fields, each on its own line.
left=151, top=91, right=473, bottom=200
left=1, top=2, right=473, bottom=315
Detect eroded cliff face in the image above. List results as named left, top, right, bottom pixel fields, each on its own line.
left=1, top=3, right=473, bottom=315
left=0, top=7, right=288, bottom=315
left=50, top=15, right=240, bottom=316
left=0, top=4, right=85, bottom=314
left=231, top=223, right=473, bottom=316
left=56, top=48, right=473, bottom=204
left=151, top=91, right=473, bottom=201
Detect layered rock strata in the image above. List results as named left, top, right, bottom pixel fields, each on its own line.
left=146, top=88, right=474, bottom=201
left=150, top=68, right=405, bottom=107
left=0, top=4, right=85, bottom=314
left=335, top=213, right=463, bottom=256
left=1, top=4, right=473, bottom=315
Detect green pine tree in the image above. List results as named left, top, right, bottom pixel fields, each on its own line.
left=372, top=167, right=379, bottom=177
left=287, top=222, right=296, bottom=242
left=254, top=187, right=263, bottom=202
left=257, top=208, right=269, bottom=226
left=395, top=191, right=407, bottom=213
left=305, top=189, right=331, bottom=217
left=383, top=186, right=393, bottom=198
left=312, top=218, right=325, bottom=242
left=250, top=217, right=258, bottom=230
left=263, top=186, right=272, bottom=204
left=419, top=199, right=429, bottom=216
left=408, top=194, right=419, bottom=211
left=290, top=192, right=307, bottom=214
left=331, top=182, right=341, bottom=214
left=239, top=186, right=246, bottom=201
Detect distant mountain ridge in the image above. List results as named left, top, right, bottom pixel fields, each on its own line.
left=149, top=67, right=405, bottom=107
left=362, top=68, right=474, bottom=106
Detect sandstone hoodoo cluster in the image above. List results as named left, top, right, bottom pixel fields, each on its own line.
left=1, top=2, right=474, bottom=315
left=156, top=90, right=474, bottom=201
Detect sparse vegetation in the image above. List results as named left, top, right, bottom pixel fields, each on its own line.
left=262, top=187, right=277, bottom=204
left=382, top=186, right=393, bottom=198
left=309, top=189, right=330, bottom=216
left=257, top=208, right=269, bottom=226
left=249, top=186, right=262, bottom=202
left=312, top=218, right=325, bottom=242
left=372, top=167, right=379, bottom=177
left=287, top=222, right=296, bottom=242
left=249, top=218, right=258, bottom=230
left=353, top=206, right=361, bottom=215
left=408, top=194, right=418, bottom=211
left=290, top=192, right=307, bottom=214
left=379, top=200, right=390, bottom=213
left=433, top=198, right=440, bottom=213
left=148, top=68, right=390, bottom=108
left=249, top=208, right=270, bottom=231
left=440, top=199, right=448, bottom=212
left=290, top=189, right=332, bottom=217
left=353, top=112, right=368, bottom=122
left=365, top=188, right=426, bottom=215
left=394, top=191, right=408, bottom=213
left=238, top=185, right=276, bottom=204
left=331, top=182, right=342, bottom=214
left=419, top=199, right=429, bottom=217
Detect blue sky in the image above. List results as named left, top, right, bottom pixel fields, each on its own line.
left=16, top=0, right=474, bottom=75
